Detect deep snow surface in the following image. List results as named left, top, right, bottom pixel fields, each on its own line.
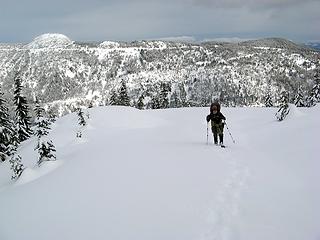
left=0, top=106, right=319, bottom=240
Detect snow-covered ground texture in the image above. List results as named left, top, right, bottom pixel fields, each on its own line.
left=0, top=105, right=319, bottom=240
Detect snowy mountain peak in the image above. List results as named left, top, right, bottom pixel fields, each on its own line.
left=99, top=41, right=120, bottom=48
left=26, top=33, right=73, bottom=49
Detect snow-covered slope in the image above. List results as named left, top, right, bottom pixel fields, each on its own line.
left=0, top=106, right=319, bottom=240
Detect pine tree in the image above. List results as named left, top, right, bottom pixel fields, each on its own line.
left=151, top=95, right=161, bottom=109
left=137, top=94, right=145, bottom=110
left=34, top=98, right=56, bottom=165
left=275, top=90, right=290, bottom=121
left=118, top=80, right=130, bottom=106
left=13, top=76, right=33, bottom=142
left=294, top=85, right=305, bottom=107
left=159, top=82, right=170, bottom=108
left=37, top=141, right=56, bottom=165
left=264, top=87, right=273, bottom=107
left=0, top=88, right=15, bottom=162
left=306, top=74, right=320, bottom=107
left=34, top=99, right=50, bottom=140
left=9, top=154, right=24, bottom=180
left=7, top=126, right=25, bottom=180
left=109, top=90, right=119, bottom=105
left=77, top=108, right=87, bottom=127
left=76, top=107, right=87, bottom=138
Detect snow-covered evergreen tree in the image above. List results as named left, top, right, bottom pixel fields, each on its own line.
left=76, top=107, right=87, bottom=138
left=137, top=94, right=145, bottom=110
left=13, top=76, right=33, bottom=142
left=77, top=108, right=87, bottom=127
left=9, top=153, right=24, bottom=180
left=109, top=90, right=119, bottom=105
left=34, top=99, right=50, bottom=140
left=294, top=85, right=305, bottom=107
left=6, top=125, right=25, bottom=180
left=264, top=87, right=273, bottom=107
left=34, top=99, right=56, bottom=165
left=0, top=88, right=14, bottom=162
left=275, top=90, right=290, bottom=121
left=118, top=80, right=130, bottom=106
left=306, top=74, right=320, bottom=107
left=159, top=82, right=170, bottom=108
left=37, top=141, right=56, bottom=165
left=151, top=95, right=161, bottom=109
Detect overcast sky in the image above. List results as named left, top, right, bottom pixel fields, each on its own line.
left=0, top=0, right=319, bottom=43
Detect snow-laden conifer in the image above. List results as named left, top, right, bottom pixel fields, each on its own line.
left=159, top=82, right=170, bottom=108
left=137, top=94, right=145, bottom=110
left=7, top=126, right=25, bottom=180
left=13, top=76, right=33, bottom=142
left=34, top=99, right=56, bottom=165
left=294, top=85, right=305, bottom=107
left=76, top=107, right=88, bottom=138
left=118, top=80, right=130, bottom=106
left=0, top=87, right=15, bottom=162
left=275, top=90, right=290, bottom=121
left=306, top=73, right=320, bottom=107
left=109, top=90, right=119, bottom=105
left=264, top=87, right=273, bottom=107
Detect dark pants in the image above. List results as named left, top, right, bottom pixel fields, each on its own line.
left=211, top=123, right=224, bottom=144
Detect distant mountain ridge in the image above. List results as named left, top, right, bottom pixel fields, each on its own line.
left=0, top=34, right=319, bottom=116
left=305, top=41, right=320, bottom=51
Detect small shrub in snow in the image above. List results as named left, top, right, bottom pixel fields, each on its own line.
left=9, top=154, right=24, bottom=180
left=77, top=108, right=87, bottom=127
left=37, top=140, right=56, bottom=165
left=76, top=107, right=89, bottom=138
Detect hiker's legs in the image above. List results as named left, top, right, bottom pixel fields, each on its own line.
left=219, top=134, right=223, bottom=144
left=217, top=124, right=224, bottom=144
left=211, top=126, right=218, bottom=144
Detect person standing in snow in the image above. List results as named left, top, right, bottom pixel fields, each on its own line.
left=206, top=102, right=226, bottom=146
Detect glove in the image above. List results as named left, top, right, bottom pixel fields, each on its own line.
left=206, top=115, right=210, bottom=122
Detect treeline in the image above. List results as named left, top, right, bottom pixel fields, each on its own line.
left=107, top=72, right=320, bottom=110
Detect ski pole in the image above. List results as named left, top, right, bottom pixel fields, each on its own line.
left=225, top=122, right=235, bottom=144
left=206, top=122, right=209, bottom=145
